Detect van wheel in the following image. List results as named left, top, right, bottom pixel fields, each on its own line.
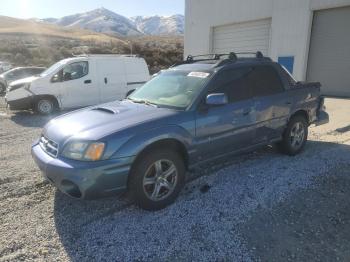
left=129, top=149, right=185, bottom=211
left=278, top=115, right=308, bottom=156
left=35, top=99, right=55, bottom=115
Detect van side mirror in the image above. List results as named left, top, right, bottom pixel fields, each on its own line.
left=51, top=74, right=61, bottom=83
left=206, top=93, right=228, bottom=106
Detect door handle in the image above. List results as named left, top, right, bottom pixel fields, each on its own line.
left=104, top=77, right=108, bottom=84
left=285, top=101, right=292, bottom=105
left=84, top=80, right=91, bottom=84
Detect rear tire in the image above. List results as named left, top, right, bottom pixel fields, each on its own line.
left=278, top=115, right=308, bottom=156
left=35, top=99, right=55, bottom=115
left=129, top=149, right=185, bottom=211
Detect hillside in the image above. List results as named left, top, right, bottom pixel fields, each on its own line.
left=48, top=8, right=142, bottom=37
left=42, top=8, right=184, bottom=36
left=0, top=15, right=183, bottom=74
left=0, top=15, right=124, bottom=43
left=131, top=15, right=184, bottom=35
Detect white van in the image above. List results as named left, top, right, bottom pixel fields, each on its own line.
left=5, top=55, right=150, bottom=114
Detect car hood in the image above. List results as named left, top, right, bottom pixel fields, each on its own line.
left=9, top=76, right=39, bottom=86
left=43, top=100, right=179, bottom=144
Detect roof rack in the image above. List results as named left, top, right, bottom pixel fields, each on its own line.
left=171, top=51, right=267, bottom=68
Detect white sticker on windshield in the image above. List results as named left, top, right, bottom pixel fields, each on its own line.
left=188, top=72, right=210, bottom=78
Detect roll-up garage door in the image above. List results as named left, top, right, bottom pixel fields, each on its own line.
left=307, top=6, right=350, bottom=98
left=212, top=18, right=271, bottom=56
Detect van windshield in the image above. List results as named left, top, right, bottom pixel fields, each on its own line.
left=128, top=70, right=211, bottom=110
left=40, top=61, right=64, bottom=77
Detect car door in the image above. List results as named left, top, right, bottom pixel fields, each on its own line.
left=248, top=65, right=291, bottom=143
left=124, top=58, right=150, bottom=94
left=59, top=61, right=99, bottom=108
left=96, top=59, right=127, bottom=102
left=195, top=67, right=256, bottom=161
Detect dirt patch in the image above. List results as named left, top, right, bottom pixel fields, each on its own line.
left=241, top=164, right=350, bottom=261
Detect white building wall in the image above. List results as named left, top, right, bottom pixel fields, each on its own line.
left=185, top=0, right=350, bottom=81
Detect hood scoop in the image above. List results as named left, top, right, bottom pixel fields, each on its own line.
left=92, top=107, right=120, bottom=114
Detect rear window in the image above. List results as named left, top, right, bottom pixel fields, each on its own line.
left=248, top=66, right=284, bottom=97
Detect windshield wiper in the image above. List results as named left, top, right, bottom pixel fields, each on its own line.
left=127, top=98, right=159, bottom=108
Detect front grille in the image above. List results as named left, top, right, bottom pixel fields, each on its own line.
left=39, top=135, right=59, bottom=157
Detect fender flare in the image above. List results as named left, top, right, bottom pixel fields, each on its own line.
left=110, top=125, right=193, bottom=160
left=31, top=94, right=61, bottom=109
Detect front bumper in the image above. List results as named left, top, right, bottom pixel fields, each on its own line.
left=31, top=143, right=134, bottom=199
left=5, top=96, right=33, bottom=110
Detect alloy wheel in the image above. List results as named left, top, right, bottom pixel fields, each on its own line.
left=143, top=159, right=178, bottom=201
left=290, top=122, right=305, bottom=149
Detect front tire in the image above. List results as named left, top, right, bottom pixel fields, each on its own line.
left=129, top=149, right=185, bottom=211
left=35, top=99, right=55, bottom=115
left=278, top=115, right=308, bottom=156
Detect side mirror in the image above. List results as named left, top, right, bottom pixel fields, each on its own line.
left=51, top=74, right=60, bottom=83
left=206, top=93, right=228, bottom=106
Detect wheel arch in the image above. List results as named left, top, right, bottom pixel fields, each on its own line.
left=132, top=138, right=189, bottom=170
left=32, top=95, right=60, bottom=109
left=126, top=137, right=189, bottom=190
left=289, top=109, right=310, bottom=125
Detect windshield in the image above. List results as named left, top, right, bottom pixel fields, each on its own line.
left=128, top=70, right=211, bottom=109
left=40, top=61, right=65, bottom=77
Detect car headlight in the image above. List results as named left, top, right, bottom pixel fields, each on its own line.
left=62, top=141, right=105, bottom=161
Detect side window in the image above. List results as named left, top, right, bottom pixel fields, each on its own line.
left=62, top=61, right=88, bottom=82
left=28, top=68, right=42, bottom=75
left=248, top=66, right=284, bottom=97
left=7, top=70, right=22, bottom=80
left=212, top=67, right=253, bottom=103
left=18, top=70, right=28, bottom=78
left=6, top=71, right=16, bottom=78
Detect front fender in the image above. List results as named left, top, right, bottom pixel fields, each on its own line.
left=110, top=125, right=194, bottom=159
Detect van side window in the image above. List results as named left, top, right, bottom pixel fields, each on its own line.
left=212, top=67, right=253, bottom=103
left=248, top=66, right=284, bottom=97
left=62, top=62, right=88, bottom=81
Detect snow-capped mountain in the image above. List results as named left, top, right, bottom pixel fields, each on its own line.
left=43, top=8, right=184, bottom=36
left=44, top=8, right=142, bottom=37
left=131, top=15, right=184, bottom=35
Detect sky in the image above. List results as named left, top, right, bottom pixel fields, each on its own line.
left=0, top=0, right=184, bottom=19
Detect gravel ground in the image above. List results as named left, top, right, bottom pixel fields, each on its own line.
left=0, top=97, right=350, bottom=261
